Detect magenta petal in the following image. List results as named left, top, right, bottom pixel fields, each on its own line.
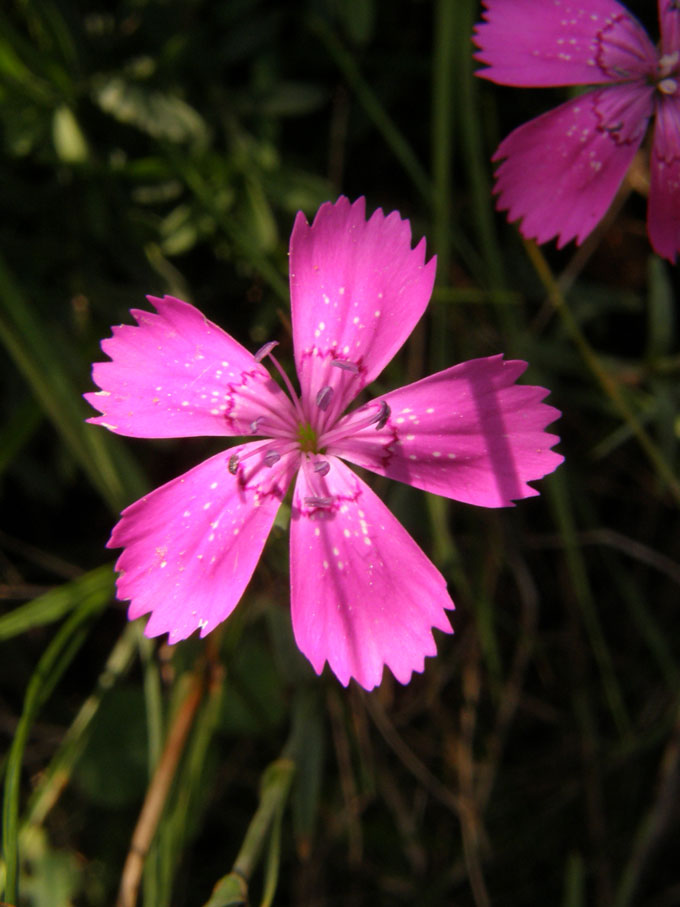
left=331, top=356, right=563, bottom=508
left=659, top=0, right=680, bottom=57
left=493, top=85, right=653, bottom=248
left=474, top=0, right=656, bottom=87
left=109, top=444, right=298, bottom=642
left=648, top=95, right=680, bottom=263
left=85, top=295, right=294, bottom=439
left=289, top=197, right=436, bottom=414
left=290, top=459, right=453, bottom=691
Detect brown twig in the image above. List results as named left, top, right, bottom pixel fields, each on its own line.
left=116, top=663, right=207, bottom=907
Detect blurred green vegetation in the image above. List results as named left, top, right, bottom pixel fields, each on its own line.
left=1, top=0, right=679, bottom=905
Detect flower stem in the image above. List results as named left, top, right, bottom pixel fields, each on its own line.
left=524, top=239, right=680, bottom=507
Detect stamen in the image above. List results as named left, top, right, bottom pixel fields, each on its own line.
left=250, top=417, right=263, bottom=434
left=264, top=450, right=281, bottom=467
left=256, top=341, right=306, bottom=423
left=331, top=359, right=359, bottom=374
left=373, top=400, right=390, bottom=430
left=316, top=385, right=333, bottom=411
left=254, top=340, right=279, bottom=362
left=660, top=51, right=680, bottom=73
left=659, top=78, right=677, bottom=95
left=304, top=496, right=333, bottom=508
left=313, top=460, right=330, bottom=476
left=228, top=454, right=239, bottom=474
left=331, top=359, right=359, bottom=375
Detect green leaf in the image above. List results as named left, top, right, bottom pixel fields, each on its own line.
left=52, top=104, right=89, bottom=163
left=0, top=566, right=113, bottom=642
left=92, top=75, right=209, bottom=146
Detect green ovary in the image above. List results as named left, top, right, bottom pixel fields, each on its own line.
left=297, top=422, right=318, bottom=453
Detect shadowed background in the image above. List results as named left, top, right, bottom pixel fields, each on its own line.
left=1, top=1, right=679, bottom=905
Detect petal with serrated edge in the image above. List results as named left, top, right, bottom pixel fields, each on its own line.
left=290, top=458, right=453, bottom=691
left=492, top=84, right=653, bottom=248
left=289, top=197, right=436, bottom=419
left=329, top=356, right=563, bottom=508
left=109, top=444, right=298, bottom=642
left=85, top=295, right=295, bottom=439
left=474, top=0, right=656, bottom=87
left=648, top=94, right=680, bottom=263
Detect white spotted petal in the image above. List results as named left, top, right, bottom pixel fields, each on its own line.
left=289, top=197, right=436, bottom=417
left=111, top=444, right=299, bottom=642
left=330, top=356, right=563, bottom=508
left=86, top=295, right=295, bottom=438
left=290, top=458, right=453, bottom=690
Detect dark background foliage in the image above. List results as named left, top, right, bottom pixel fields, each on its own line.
left=1, top=1, right=679, bottom=905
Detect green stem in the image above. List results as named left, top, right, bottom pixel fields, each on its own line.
left=525, top=240, right=680, bottom=507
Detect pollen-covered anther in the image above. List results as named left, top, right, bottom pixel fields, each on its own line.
left=254, top=340, right=279, bottom=363
left=658, top=78, right=678, bottom=95
left=372, top=400, right=391, bottom=431
left=303, top=495, right=334, bottom=508
left=331, top=359, right=359, bottom=374
left=316, top=385, right=333, bottom=411
left=264, top=450, right=281, bottom=467
left=659, top=51, right=680, bottom=76
left=228, top=454, right=239, bottom=474
left=313, top=460, right=330, bottom=476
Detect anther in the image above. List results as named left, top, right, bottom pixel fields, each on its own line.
left=313, top=460, right=330, bottom=476
left=254, top=340, right=279, bottom=362
left=316, top=385, right=333, bottom=411
left=659, top=78, right=678, bottom=95
left=264, top=450, right=281, bottom=467
left=372, top=401, right=391, bottom=430
left=250, top=417, right=263, bottom=434
left=331, top=359, right=359, bottom=374
left=304, top=496, right=333, bottom=508
left=228, top=454, right=239, bottom=474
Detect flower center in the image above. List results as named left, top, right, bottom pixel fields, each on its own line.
left=297, top=421, right=318, bottom=453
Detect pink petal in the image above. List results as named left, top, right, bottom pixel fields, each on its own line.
left=648, top=95, right=680, bottom=262
left=289, top=457, right=453, bottom=691
left=85, top=295, right=295, bottom=439
left=493, top=84, right=653, bottom=248
left=474, top=0, right=657, bottom=87
left=659, top=0, right=680, bottom=58
left=330, top=356, right=563, bottom=508
left=289, top=197, right=436, bottom=416
left=109, top=443, right=299, bottom=642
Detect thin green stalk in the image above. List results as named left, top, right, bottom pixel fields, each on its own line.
left=24, top=620, right=138, bottom=829
left=0, top=255, right=146, bottom=513
left=432, top=0, right=455, bottom=290
left=525, top=240, right=680, bottom=506
left=310, top=15, right=432, bottom=203
left=454, top=0, right=514, bottom=342
left=548, top=473, right=631, bottom=739
left=2, top=597, right=106, bottom=902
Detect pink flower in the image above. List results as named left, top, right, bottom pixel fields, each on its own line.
left=474, top=0, right=680, bottom=261
left=86, top=197, right=562, bottom=690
